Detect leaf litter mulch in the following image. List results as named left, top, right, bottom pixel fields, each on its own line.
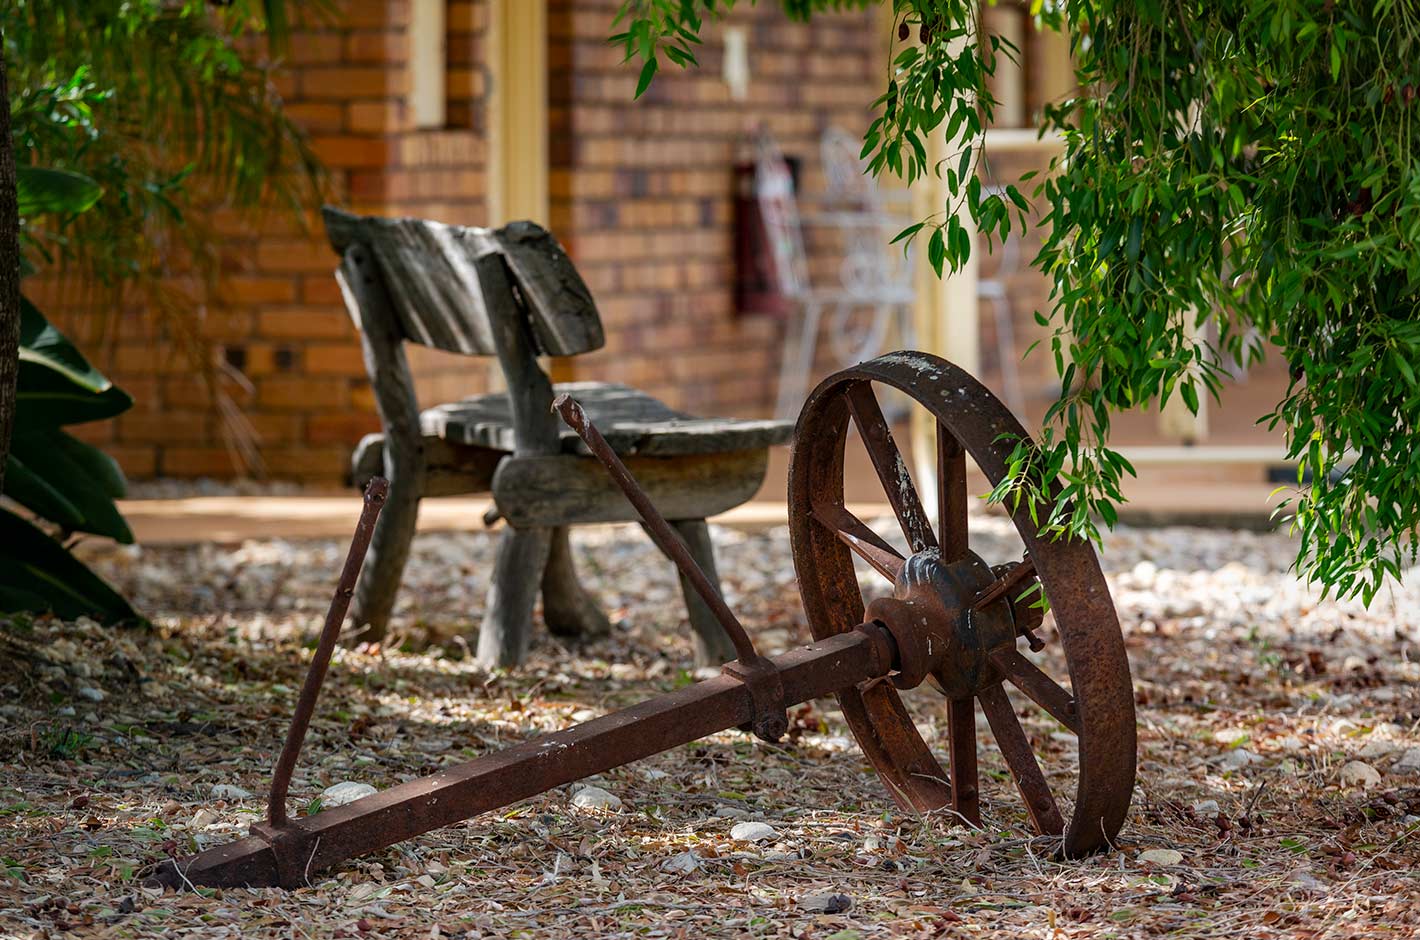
left=1, top=510, right=1418, bottom=939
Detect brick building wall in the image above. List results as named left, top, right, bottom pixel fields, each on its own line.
left=32, top=0, right=494, bottom=487
left=548, top=1, right=882, bottom=416
left=33, top=2, right=1084, bottom=486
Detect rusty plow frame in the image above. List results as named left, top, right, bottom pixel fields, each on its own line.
left=151, top=352, right=1137, bottom=890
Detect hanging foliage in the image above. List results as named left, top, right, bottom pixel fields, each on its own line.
left=613, top=0, right=1420, bottom=603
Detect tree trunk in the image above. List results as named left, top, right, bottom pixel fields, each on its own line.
left=0, top=52, right=19, bottom=494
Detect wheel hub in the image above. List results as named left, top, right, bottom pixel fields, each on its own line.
left=865, top=550, right=1017, bottom=697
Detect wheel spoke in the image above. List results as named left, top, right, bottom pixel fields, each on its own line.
left=845, top=382, right=937, bottom=554
left=977, top=683, right=1065, bottom=835
left=971, top=554, right=1036, bottom=610
left=811, top=502, right=905, bottom=582
left=991, top=648, right=1080, bottom=735
left=936, top=425, right=969, bottom=563
left=946, top=697, right=981, bottom=826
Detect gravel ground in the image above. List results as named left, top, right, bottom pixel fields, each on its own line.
left=2, top=508, right=1418, bottom=939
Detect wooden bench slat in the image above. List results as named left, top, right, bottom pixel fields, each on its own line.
left=421, top=382, right=795, bottom=456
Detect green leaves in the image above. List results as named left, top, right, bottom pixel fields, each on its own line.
left=2, top=297, right=138, bottom=619
left=0, top=509, right=137, bottom=623
left=609, top=0, right=1420, bottom=605
left=16, top=297, right=132, bottom=425
left=15, top=167, right=102, bottom=216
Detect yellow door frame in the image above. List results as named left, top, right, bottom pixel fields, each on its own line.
left=486, top=0, right=550, bottom=227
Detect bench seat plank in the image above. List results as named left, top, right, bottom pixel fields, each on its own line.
left=421, top=381, right=795, bottom=457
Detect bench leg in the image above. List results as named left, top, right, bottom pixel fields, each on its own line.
left=350, top=484, right=421, bottom=642
left=477, top=525, right=553, bottom=668
left=670, top=519, right=738, bottom=667
left=541, top=527, right=612, bottom=638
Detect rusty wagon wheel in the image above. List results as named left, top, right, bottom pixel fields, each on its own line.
left=788, top=352, right=1136, bottom=856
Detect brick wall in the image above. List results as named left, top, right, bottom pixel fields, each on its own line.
left=31, top=0, right=493, bottom=487
left=548, top=1, right=883, bottom=417
left=28, top=1, right=1073, bottom=486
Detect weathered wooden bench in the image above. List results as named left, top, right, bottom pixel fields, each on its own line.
left=324, top=207, right=794, bottom=668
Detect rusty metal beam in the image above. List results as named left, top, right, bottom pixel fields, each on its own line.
left=152, top=623, right=896, bottom=889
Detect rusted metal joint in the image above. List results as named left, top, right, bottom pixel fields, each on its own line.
left=247, top=821, right=317, bottom=890
left=721, top=657, right=788, bottom=743
left=853, top=620, right=898, bottom=680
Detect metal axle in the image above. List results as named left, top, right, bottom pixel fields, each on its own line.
left=151, top=621, right=896, bottom=889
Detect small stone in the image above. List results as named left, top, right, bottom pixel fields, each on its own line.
left=210, top=784, right=252, bottom=801
left=322, top=782, right=378, bottom=807
left=661, top=850, right=702, bottom=874
left=713, top=805, right=750, bottom=819
left=77, top=686, right=106, bottom=703
left=641, top=768, right=669, bottom=781
left=1192, top=799, right=1220, bottom=816
left=1217, top=748, right=1261, bottom=771
left=730, top=821, right=777, bottom=843
left=570, top=709, right=598, bottom=722
left=56, top=705, right=77, bottom=718
left=1359, top=738, right=1399, bottom=760
left=570, top=786, right=622, bottom=811
left=799, top=891, right=852, bottom=914
left=1339, top=761, right=1382, bottom=789
left=1138, top=848, right=1184, bottom=866
left=1129, top=561, right=1158, bottom=588
left=187, top=809, right=219, bottom=829
left=1391, top=747, right=1420, bottom=775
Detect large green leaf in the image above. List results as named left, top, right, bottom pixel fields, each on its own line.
left=2, top=454, right=87, bottom=531
left=7, top=431, right=133, bottom=543
left=17, top=295, right=113, bottom=394
left=16, top=166, right=103, bottom=216
left=15, top=361, right=133, bottom=426
left=0, top=509, right=138, bottom=623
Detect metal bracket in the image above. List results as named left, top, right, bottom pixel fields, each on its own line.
left=247, top=821, right=317, bottom=890
left=720, top=658, right=788, bottom=743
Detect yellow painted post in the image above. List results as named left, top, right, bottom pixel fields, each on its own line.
left=910, top=25, right=981, bottom=503
left=486, top=0, right=551, bottom=387
left=487, top=0, right=549, bottom=227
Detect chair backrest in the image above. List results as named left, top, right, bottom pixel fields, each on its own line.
left=322, top=206, right=605, bottom=358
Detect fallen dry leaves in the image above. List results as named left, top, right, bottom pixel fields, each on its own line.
left=1, top=511, right=1418, bottom=938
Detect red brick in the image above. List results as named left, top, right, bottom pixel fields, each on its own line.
left=118, top=412, right=210, bottom=445
left=307, top=412, right=382, bottom=444
left=258, top=308, right=354, bottom=339
left=311, top=136, right=397, bottom=169
left=161, top=446, right=240, bottom=478
left=257, top=376, right=351, bottom=411
left=305, top=343, right=368, bottom=376
left=227, top=276, right=298, bottom=304
left=301, top=67, right=402, bottom=99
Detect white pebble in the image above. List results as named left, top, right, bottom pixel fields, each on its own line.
left=1339, top=761, right=1383, bottom=789
left=321, top=781, right=378, bottom=807
left=1217, top=748, right=1261, bottom=771
left=1392, top=747, right=1420, bottom=775
left=799, top=891, right=852, bottom=914
left=570, top=786, right=622, bottom=811
left=661, top=850, right=702, bottom=874
left=187, top=809, right=220, bottom=829
left=77, top=686, right=106, bottom=703
left=730, top=821, right=777, bottom=843
left=210, top=784, right=252, bottom=801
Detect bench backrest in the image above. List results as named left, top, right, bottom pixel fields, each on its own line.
left=322, top=206, right=604, bottom=358
left=323, top=206, right=598, bottom=460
